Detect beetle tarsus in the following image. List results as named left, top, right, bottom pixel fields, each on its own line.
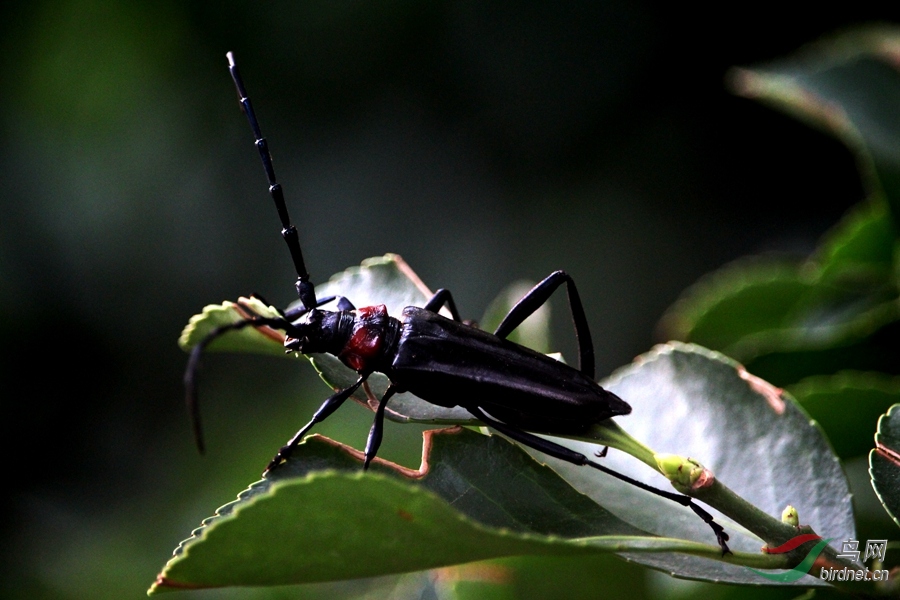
left=686, top=502, right=732, bottom=555
left=265, top=451, right=287, bottom=473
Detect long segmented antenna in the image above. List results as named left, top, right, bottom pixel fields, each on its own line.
left=226, top=51, right=317, bottom=310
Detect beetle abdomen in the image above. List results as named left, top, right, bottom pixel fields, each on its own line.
left=390, top=307, right=630, bottom=434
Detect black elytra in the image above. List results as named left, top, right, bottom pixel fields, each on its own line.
left=184, top=52, right=731, bottom=555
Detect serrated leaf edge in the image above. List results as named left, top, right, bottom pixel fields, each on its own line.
left=869, top=404, right=900, bottom=529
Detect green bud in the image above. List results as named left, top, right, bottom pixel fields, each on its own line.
left=781, top=505, right=799, bottom=527
left=654, top=453, right=714, bottom=493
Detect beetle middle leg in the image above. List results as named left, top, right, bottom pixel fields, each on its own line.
left=469, top=406, right=731, bottom=555
left=423, top=289, right=463, bottom=322
left=363, top=384, right=402, bottom=470
left=494, top=271, right=595, bottom=380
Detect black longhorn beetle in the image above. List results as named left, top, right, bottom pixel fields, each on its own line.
left=185, top=52, right=731, bottom=555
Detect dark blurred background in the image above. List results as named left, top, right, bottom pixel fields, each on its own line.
left=0, top=2, right=895, bottom=598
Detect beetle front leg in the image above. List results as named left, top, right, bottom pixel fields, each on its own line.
left=494, top=271, right=595, bottom=380
left=265, top=374, right=369, bottom=473
left=468, top=406, right=731, bottom=555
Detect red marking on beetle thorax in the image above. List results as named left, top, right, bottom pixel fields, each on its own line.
left=341, top=305, right=388, bottom=372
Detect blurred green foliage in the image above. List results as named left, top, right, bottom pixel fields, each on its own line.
left=661, top=27, right=900, bottom=464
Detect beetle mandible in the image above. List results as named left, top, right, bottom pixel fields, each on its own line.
left=185, top=52, right=731, bottom=555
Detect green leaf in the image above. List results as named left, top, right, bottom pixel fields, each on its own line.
left=815, top=201, right=897, bottom=281
left=788, top=371, right=900, bottom=459
left=659, top=256, right=899, bottom=367
left=870, top=403, right=900, bottom=528
left=178, top=297, right=289, bottom=358
left=151, top=429, right=658, bottom=592
left=153, top=343, right=851, bottom=591
left=659, top=257, right=813, bottom=353
left=729, top=25, right=900, bottom=220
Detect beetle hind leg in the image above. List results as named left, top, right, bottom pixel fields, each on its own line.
left=493, top=271, right=596, bottom=380
left=468, top=406, right=731, bottom=555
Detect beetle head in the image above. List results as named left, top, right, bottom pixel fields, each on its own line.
left=283, top=309, right=344, bottom=355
